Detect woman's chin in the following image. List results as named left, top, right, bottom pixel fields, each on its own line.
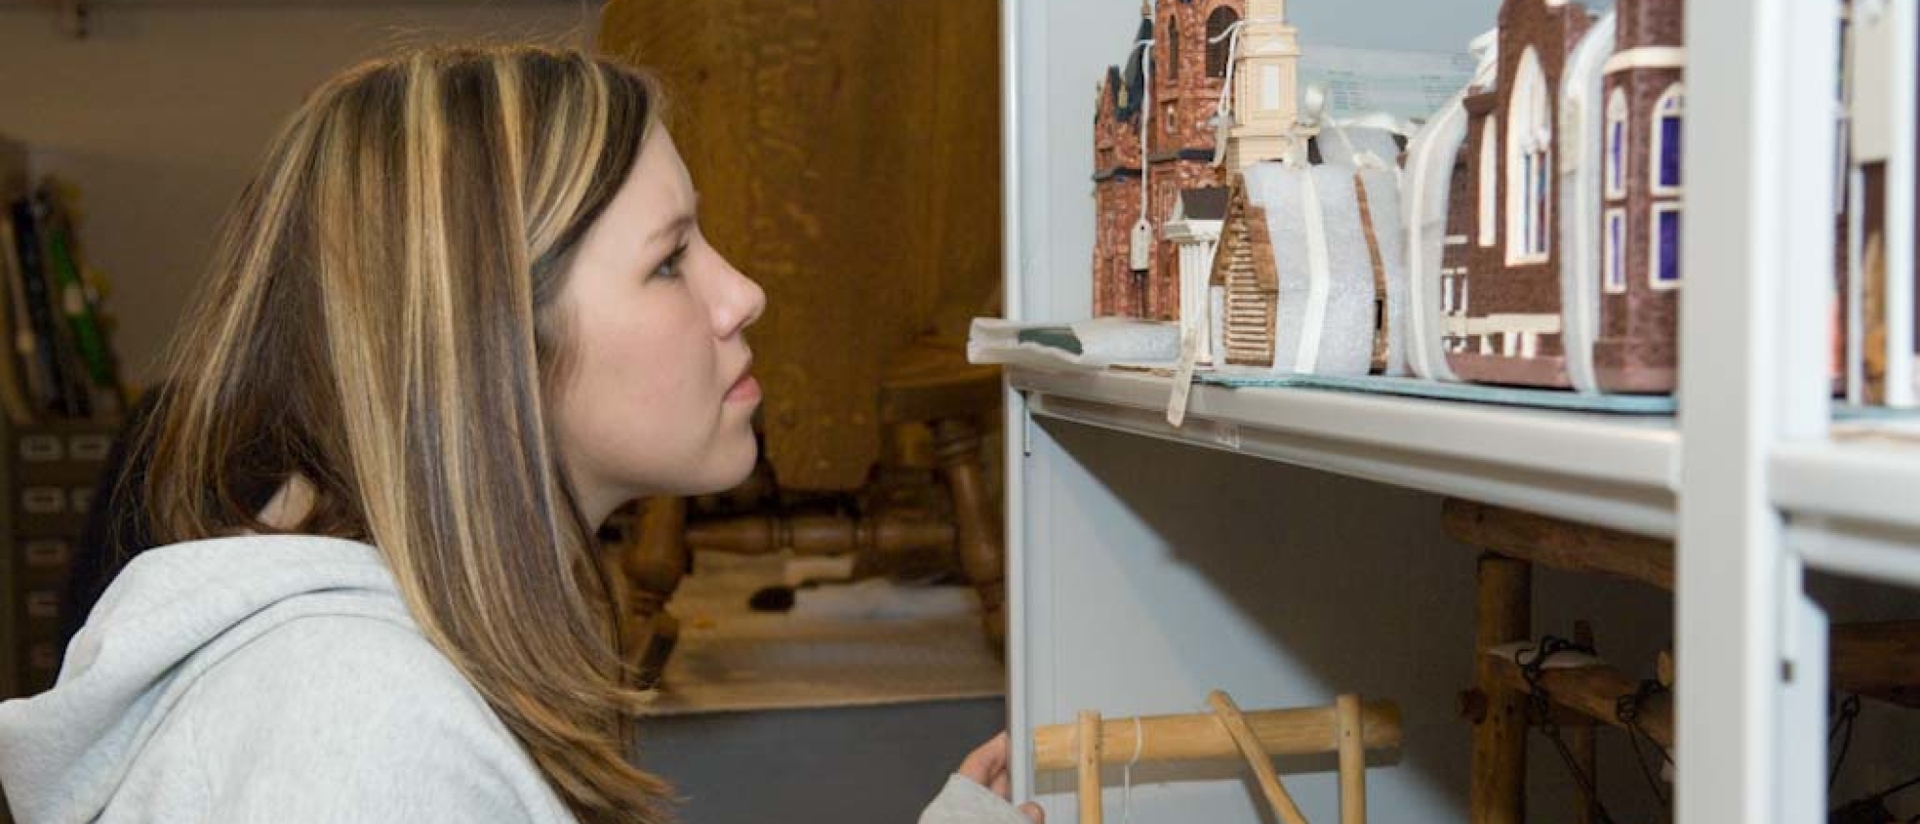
left=679, top=443, right=759, bottom=497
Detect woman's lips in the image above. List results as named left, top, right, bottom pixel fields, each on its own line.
left=726, top=374, right=761, bottom=403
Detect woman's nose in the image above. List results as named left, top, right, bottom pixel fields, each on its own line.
left=713, top=259, right=766, bottom=337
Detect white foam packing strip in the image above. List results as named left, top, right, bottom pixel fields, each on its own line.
left=1557, top=10, right=1617, bottom=395
left=1251, top=163, right=1377, bottom=376
left=1400, top=95, right=1468, bottom=383
left=1318, top=126, right=1405, bottom=169
left=1359, top=167, right=1413, bottom=377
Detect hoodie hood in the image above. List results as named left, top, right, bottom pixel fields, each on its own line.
left=0, top=535, right=411, bottom=823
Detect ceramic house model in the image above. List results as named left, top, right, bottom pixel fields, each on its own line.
left=1195, top=0, right=1407, bottom=378
left=1593, top=0, right=1686, bottom=393
left=1402, top=0, right=1685, bottom=394
left=1443, top=0, right=1599, bottom=388
left=1092, top=0, right=1247, bottom=321
left=1842, top=0, right=1918, bottom=407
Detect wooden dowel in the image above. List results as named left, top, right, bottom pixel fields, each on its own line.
left=1078, top=711, right=1103, bottom=824
left=1209, top=691, right=1311, bottom=824
left=1443, top=499, right=1673, bottom=590
left=1488, top=655, right=1674, bottom=749
left=1032, top=701, right=1403, bottom=771
left=1335, top=693, right=1366, bottom=824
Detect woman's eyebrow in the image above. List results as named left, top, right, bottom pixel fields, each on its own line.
left=644, top=213, right=696, bottom=246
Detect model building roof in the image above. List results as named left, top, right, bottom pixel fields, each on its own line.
left=1178, top=186, right=1230, bottom=221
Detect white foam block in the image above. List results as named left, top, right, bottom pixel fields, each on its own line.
left=1400, top=96, right=1469, bottom=382
left=1320, top=125, right=1405, bottom=168
left=1359, top=168, right=1412, bottom=376
left=1250, top=163, right=1377, bottom=376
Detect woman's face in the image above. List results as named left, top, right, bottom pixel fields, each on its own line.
left=550, top=126, right=766, bottom=525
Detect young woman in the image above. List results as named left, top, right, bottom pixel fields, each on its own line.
left=0, top=45, right=1041, bottom=824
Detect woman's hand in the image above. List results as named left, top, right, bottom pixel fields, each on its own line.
left=957, top=732, right=1044, bottom=823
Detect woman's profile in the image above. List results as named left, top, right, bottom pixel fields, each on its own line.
left=0, top=44, right=1039, bottom=824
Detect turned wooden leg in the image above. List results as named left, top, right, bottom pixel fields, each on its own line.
left=622, top=496, right=688, bottom=688
left=1471, top=552, right=1531, bottom=824
left=933, top=416, right=1006, bottom=652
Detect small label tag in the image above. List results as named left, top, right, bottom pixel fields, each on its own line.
left=1129, top=218, right=1153, bottom=271
left=1167, top=327, right=1201, bottom=427
left=1212, top=112, right=1236, bottom=167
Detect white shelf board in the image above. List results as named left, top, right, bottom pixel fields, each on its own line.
left=1772, top=436, right=1920, bottom=590
left=1011, top=365, right=1680, bottom=538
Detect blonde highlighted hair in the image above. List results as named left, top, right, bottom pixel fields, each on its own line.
left=137, top=44, right=671, bottom=823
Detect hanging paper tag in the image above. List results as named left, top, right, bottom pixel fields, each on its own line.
left=1210, top=112, right=1234, bottom=167
left=1167, top=327, right=1200, bottom=427
left=1129, top=218, right=1153, bottom=271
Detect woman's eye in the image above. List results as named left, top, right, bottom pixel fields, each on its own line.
left=652, top=245, right=688, bottom=281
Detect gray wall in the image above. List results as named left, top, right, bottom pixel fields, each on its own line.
left=0, top=3, right=600, bottom=387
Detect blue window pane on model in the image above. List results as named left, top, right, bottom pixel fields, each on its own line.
left=1659, top=115, right=1682, bottom=188
left=1608, top=214, right=1625, bottom=289
left=1608, top=121, right=1623, bottom=192
left=1520, top=153, right=1533, bottom=248
left=1534, top=155, right=1549, bottom=252
left=1657, top=209, right=1681, bottom=284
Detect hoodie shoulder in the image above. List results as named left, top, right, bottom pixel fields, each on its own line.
left=174, top=613, right=576, bottom=823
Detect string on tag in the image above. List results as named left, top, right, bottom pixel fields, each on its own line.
left=1204, top=16, right=1288, bottom=167
left=1121, top=715, right=1145, bottom=824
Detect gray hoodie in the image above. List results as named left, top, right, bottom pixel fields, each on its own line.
left=0, top=535, right=1028, bottom=824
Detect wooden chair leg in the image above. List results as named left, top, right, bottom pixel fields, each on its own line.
left=620, top=496, right=688, bottom=687
left=934, top=416, right=1007, bottom=651
left=1471, top=552, right=1531, bottom=824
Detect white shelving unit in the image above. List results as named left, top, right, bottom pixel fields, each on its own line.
left=1775, top=439, right=1920, bottom=589
left=1000, top=0, right=1901, bottom=822
left=1014, top=369, right=1679, bottom=538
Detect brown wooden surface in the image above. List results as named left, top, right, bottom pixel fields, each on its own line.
left=1443, top=499, right=1674, bottom=590
left=1471, top=553, right=1531, bottom=824
left=600, top=0, right=1002, bottom=491
left=1032, top=700, right=1404, bottom=771
left=1832, top=620, right=1920, bottom=709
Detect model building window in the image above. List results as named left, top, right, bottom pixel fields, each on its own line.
left=1604, top=208, right=1627, bottom=293
left=1507, top=47, right=1552, bottom=264
left=1168, top=20, right=1180, bottom=81
left=1166, top=104, right=1177, bottom=134
left=1478, top=118, right=1497, bottom=247
left=1206, top=7, right=1239, bottom=79
left=1652, top=84, right=1684, bottom=193
left=1651, top=203, right=1681, bottom=288
left=1605, top=89, right=1627, bottom=199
